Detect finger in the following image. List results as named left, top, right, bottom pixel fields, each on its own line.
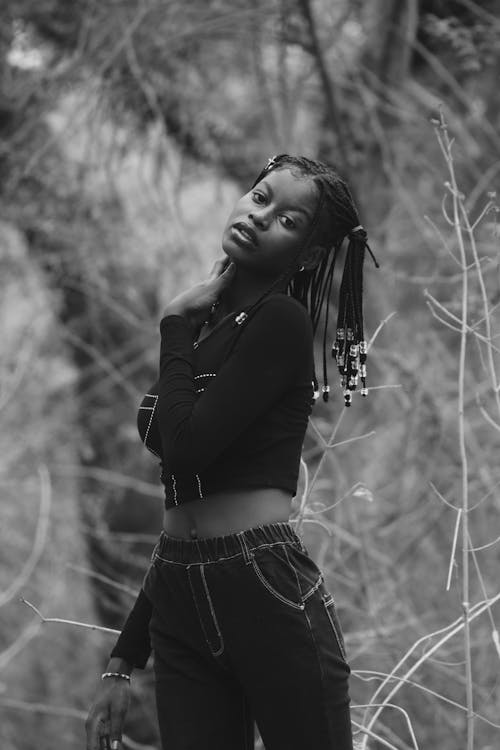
left=109, top=726, right=124, bottom=750
left=109, top=702, right=127, bottom=750
left=86, top=712, right=106, bottom=750
left=209, top=256, right=230, bottom=279
left=216, top=261, right=236, bottom=284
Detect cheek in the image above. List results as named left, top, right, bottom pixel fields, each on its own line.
left=263, top=235, right=302, bottom=271
left=224, top=198, right=247, bottom=228
left=276, top=233, right=302, bottom=258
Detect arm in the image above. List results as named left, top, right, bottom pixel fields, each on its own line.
left=109, top=587, right=152, bottom=669
left=86, top=591, right=152, bottom=748
left=157, top=296, right=313, bottom=476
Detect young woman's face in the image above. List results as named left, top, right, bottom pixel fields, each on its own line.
left=221, top=168, right=319, bottom=279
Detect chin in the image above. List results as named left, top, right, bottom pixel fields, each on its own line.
left=221, top=235, right=247, bottom=266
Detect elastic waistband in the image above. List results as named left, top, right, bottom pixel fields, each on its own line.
left=153, top=521, right=301, bottom=565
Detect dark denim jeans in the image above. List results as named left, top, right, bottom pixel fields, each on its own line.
left=143, top=522, right=353, bottom=750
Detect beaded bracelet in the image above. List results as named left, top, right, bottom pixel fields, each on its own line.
left=101, top=672, right=131, bottom=681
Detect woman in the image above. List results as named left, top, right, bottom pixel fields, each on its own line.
left=85, top=154, right=377, bottom=750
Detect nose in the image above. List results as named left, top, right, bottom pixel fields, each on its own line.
left=248, top=207, right=270, bottom=229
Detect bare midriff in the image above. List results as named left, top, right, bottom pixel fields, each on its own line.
left=162, top=488, right=294, bottom=540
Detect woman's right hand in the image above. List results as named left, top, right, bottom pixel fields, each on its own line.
left=162, top=256, right=236, bottom=331
left=85, top=675, right=131, bottom=750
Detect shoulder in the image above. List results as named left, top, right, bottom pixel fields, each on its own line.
left=242, top=293, right=313, bottom=349
left=250, top=293, right=312, bottom=331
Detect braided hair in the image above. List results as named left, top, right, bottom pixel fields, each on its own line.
left=232, top=154, right=379, bottom=407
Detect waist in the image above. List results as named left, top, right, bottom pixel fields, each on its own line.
left=153, top=520, right=301, bottom=565
left=162, top=487, right=293, bottom=540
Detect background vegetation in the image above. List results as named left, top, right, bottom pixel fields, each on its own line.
left=1, top=1, right=499, bottom=748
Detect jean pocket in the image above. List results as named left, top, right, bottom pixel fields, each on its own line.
left=322, top=592, right=348, bottom=662
left=250, top=543, right=323, bottom=611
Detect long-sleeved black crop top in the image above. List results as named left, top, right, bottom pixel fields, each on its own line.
left=110, top=292, right=315, bottom=667
left=138, top=292, right=314, bottom=506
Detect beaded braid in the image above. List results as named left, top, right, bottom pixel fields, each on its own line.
left=232, top=154, right=379, bottom=407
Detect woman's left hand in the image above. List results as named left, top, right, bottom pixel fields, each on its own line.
left=162, top=256, right=236, bottom=330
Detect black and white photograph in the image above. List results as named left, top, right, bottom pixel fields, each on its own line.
left=1, top=2, right=499, bottom=749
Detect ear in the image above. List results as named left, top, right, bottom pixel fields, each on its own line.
left=301, top=244, right=328, bottom=271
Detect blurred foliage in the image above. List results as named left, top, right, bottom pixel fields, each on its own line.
left=1, top=0, right=499, bottom=748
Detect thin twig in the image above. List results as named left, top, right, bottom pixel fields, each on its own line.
left=354, top=670, right=500, bottom=728
left=20, top=598, right=120, bottom=636
left=367, top=312, right=397, bottom=351
left=66, top=565, right=139, bottom=597
left=327, top=430, right=376, bottom=449
left=0, top=465, right=51, bottom=609
left=446, top=509, right=462, bottom=592
left=352, top=704, right=419, bottom=750
left=363, top=590, right=500, bottom=740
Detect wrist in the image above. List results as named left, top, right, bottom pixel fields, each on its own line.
left=105, top=657, right=134, bottom=676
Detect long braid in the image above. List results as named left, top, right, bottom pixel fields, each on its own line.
left=232, top=154, right=379, bottom=407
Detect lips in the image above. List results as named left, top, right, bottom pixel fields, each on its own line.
left=232, top=221, right=258, bottom=247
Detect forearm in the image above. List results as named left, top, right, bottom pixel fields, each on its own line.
left=109, top=588, right=153, bottom=669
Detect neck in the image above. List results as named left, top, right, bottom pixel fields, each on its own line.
left=217, top=265, right=288, bottom=316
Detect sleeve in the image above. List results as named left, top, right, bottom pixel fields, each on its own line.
left=157, top=296, right=313, bottom=475
left=109, top=588, right=152, bottom=669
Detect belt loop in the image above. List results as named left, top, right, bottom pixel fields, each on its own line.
left=236, top=531, right=251, bottom=564
left=195, top=538, right=203, bottom=563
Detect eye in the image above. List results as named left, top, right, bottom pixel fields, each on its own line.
left=280, top=215, right=296, bottom=230
left=251, top=191, right=266, bottom=204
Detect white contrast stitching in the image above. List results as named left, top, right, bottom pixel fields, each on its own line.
left=236, top=532, right=251, bottom=564
left=195, top=474, right=204, bottom=500
left=250, top=557, right=305, bottom=610
left=171, top=474, right=178, bottom=505
left=302, top=573, right=324, bottom=602
left=322, top=594, right=348, bottom=661
left=188, top=567, right=216, bottom=656
left=153, top=539, right=296, bottom=566
left=200, top=565, right=224, bottom=657
left=143, top=394, right=157, bottom=448
left=194, top=373, right=216, bottom=379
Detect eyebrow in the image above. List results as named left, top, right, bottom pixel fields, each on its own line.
left=260, top=180, right=313, bottom=222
